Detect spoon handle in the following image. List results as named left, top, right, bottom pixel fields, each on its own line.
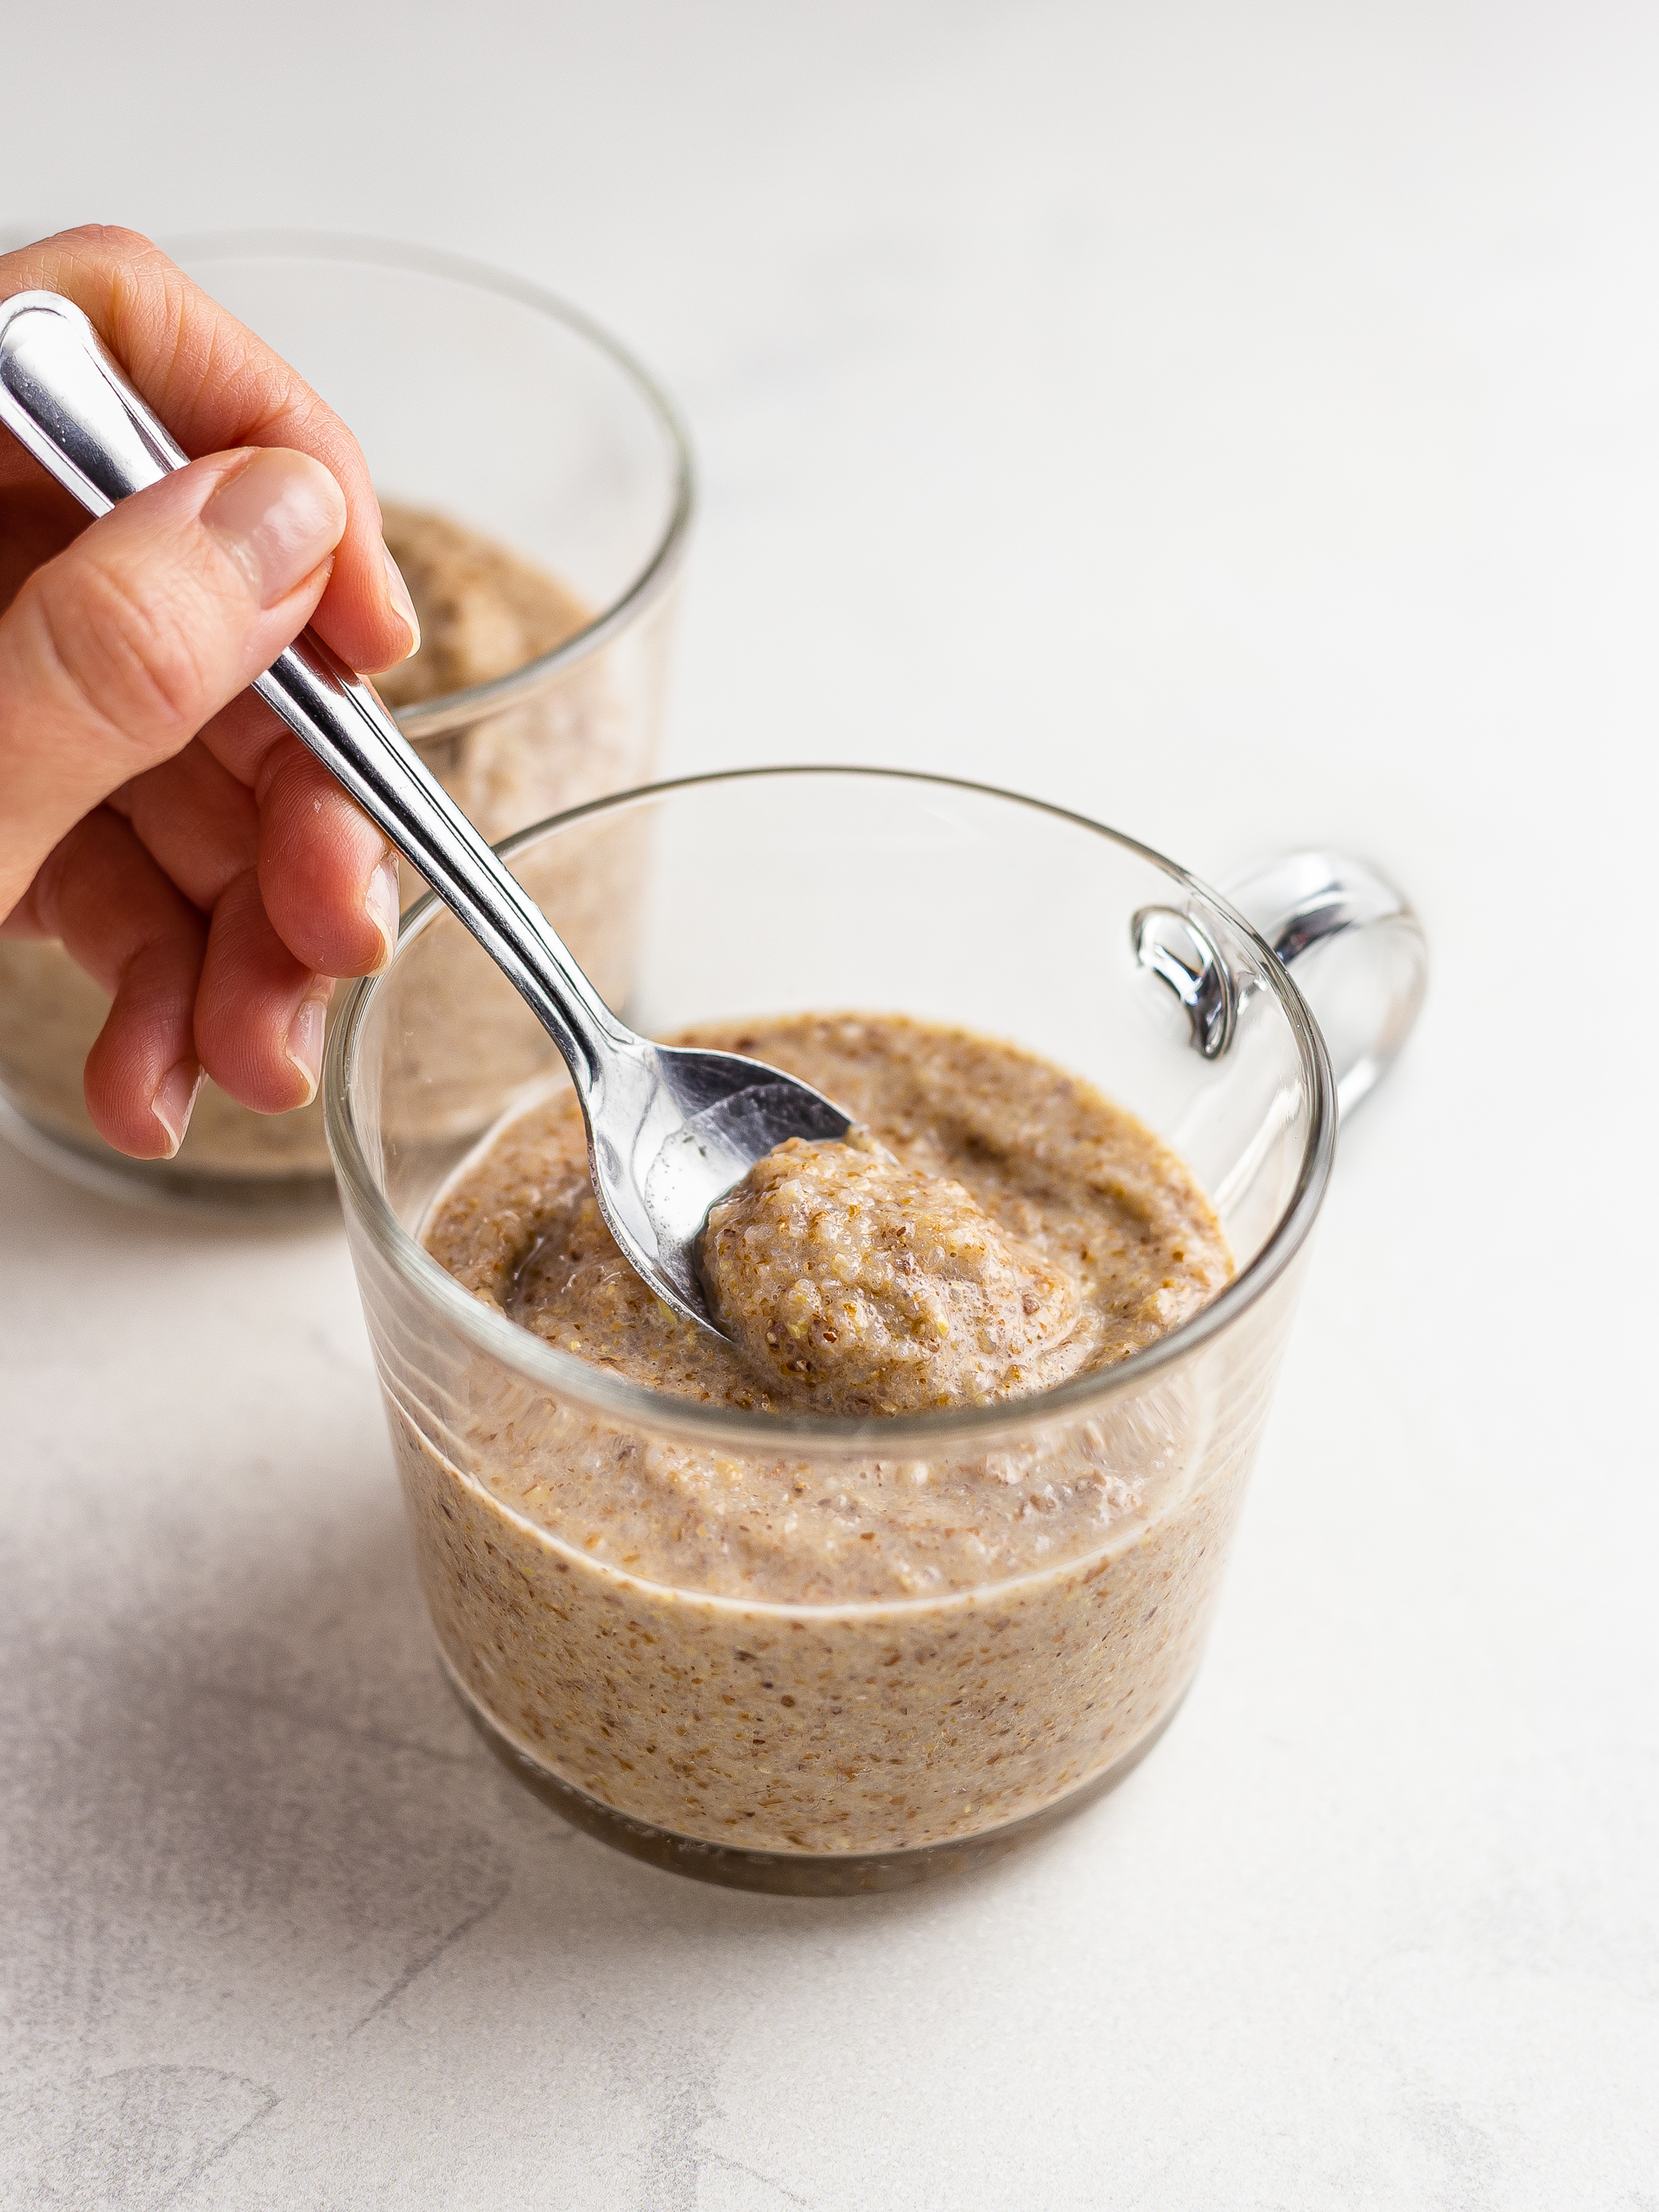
left=0, top=288, right=620, bottom=1097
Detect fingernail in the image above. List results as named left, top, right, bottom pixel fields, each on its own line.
left=382, top=542, right=421, bottom=661
left=285, top=987, right=330, bottom=1105
left=150, top=1061, right=203, bottom=1156
left=366, top=854, right=400, bottom=972
left=203, top=449, right=346, bottom=608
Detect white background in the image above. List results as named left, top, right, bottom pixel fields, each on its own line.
left=3, top=3, right=1656, bottom=2205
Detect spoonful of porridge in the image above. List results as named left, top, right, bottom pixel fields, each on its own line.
left=0, top=288, right=853, bottom=1336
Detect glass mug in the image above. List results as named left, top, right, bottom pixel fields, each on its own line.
left=326, top=769, right=1426, bottom=1895
left=0, top=234, right=693, bottom=1209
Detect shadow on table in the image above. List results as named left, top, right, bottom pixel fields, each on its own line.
left=8, top=1428, right=1099, bottom=2209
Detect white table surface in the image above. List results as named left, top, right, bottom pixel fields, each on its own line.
left=3, top=5, right=1655, bottom=2206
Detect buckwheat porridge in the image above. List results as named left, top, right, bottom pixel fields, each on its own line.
left=403, top=1012, right=1253, bottom=1864
left=0, top=505, right=659, bottom=1181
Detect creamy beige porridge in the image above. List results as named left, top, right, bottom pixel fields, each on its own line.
left=400, top=1014, right=1255, bottom=1861
left=0, top=505, right=663, bottom=1184
left=699, top=1129, right=1092, bottom=1414
left=378, top=504, right=588, bottom=711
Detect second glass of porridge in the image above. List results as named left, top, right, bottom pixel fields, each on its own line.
left=0, top=235, right=692, bottom=1207
left=327, top=769, right=1425, bottom=1893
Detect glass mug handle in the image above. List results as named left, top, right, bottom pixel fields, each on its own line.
left=1135, top=851, right=1428, bottom=1120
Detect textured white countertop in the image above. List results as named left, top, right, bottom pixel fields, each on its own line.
left=3, top=5, right=1655, bottom=2206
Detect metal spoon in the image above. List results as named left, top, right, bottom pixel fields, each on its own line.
left=0, top=289, right=850, bottom=1334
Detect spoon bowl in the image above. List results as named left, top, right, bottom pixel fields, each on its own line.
left=595, top=1038, right=851, bottom=1330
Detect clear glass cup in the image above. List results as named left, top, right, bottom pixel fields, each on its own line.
left=0, top=234, right=693, bottom=1210
left=326, top=768, right=1426, bottom=1894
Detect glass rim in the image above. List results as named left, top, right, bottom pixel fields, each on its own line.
left=163, top=228, right=696, bottom=741
left=324, top=765, right=1337, bottom=1454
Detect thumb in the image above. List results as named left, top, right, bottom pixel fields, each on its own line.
left=0, top=447, right=345, bottom=921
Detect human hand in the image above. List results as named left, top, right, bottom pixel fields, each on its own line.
left=0, top=225, right=421, bottom=1159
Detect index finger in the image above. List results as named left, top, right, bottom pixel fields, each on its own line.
left=0, top=225, right=416, bottom=677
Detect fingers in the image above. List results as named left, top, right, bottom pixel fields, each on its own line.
left=192, top=869, right=334, bottom=1114
left=11, top=798, right=334, bottom=1148
left=0, top=447, right=344, bottom=922
left=257, top=747, right=400, bottom=977
left=115, top=731, right=393, bottom=1096
left=0, top=226, right=418, bottom=677
left=113, top=739, right=260, bottom=912
left=15, top=740, right=358, bottom=1140
left=191, top=689, right=399, bottom=976
left=17, top=807, right=206, bottom=1159
left=143, top=712, right=397, bottom=978
left=111, top=679, right=401, bottom=979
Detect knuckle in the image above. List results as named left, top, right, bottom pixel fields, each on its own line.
left=22, top=555, right=218, bottom=757
left=40, top=227, right=175, bottom=327
left=60, top=221, right=160, bottom=263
